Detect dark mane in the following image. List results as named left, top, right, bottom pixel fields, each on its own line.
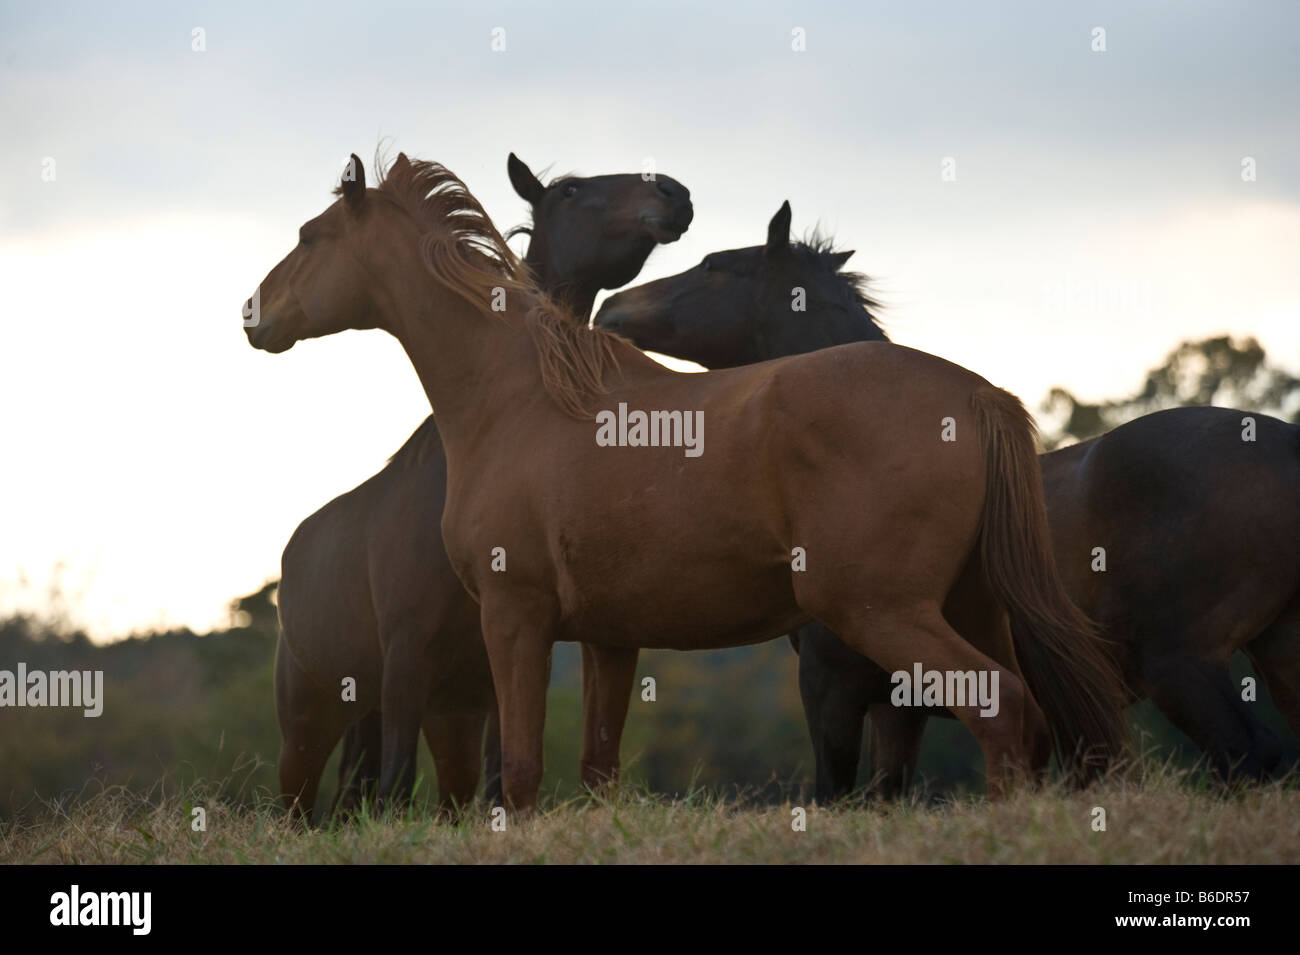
left=794, top=230, right=888, bottom=341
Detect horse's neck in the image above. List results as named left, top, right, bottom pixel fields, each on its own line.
left=384, top=285, right=544, bottom=456
left=607, top=335, right=678, bottom=383
left=752, top=299, right=885, bottom=364
left=558, top=284, right=598, bottom=324
left=523, top=239, right=597, bottom=322
left=820, top=297, right=888, bottom=347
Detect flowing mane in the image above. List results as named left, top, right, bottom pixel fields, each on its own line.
left=524, top=305, right=622, bottom=418
left=362, top=154, right=531, bottom=306
left=361, top=155, right=622, bottom=419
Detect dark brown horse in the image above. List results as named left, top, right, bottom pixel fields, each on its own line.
left=272, top=153, right=692, bottom=821
left=596, top=201, right=1300, bottom=797
left=247, top=153, right=1127, bottom=812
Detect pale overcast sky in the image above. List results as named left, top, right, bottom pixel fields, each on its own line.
left=2, top=1, right=1297, bottom=638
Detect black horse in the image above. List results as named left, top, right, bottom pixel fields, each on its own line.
left=597, top=201, right=1300, bottom=798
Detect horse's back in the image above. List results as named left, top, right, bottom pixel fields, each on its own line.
left=761, top=338, right=989, bottom=391
left=532, top=339, right=997, bottom=644
left=1043, top=406, right=1300, bottom=657
left=1062, top=406, right=1299, bottom=541
left=278, top=479, right=380, bottom=688
left=276, top=428, right=445, bottom=686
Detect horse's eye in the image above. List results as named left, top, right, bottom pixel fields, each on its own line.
left=701, top=258, right=713, bottom=272
left=562, top=183, right=578, bottom=198
left=298, top=227, right=311, bottom=246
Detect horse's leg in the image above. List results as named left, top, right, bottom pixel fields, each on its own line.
left=480, top=597, right=556, bottom=815
left=866, top=604, right=1048, bottom=799
left=333, top=720, right=365, bottom=816
left=1244, top=596, right=1300, bottom=761
left=867, top=704, right=928, bottom=800
left=375, top=623, right=435, bottom=812
left=332, top=710, right=382, bottom=818
left=275, top=635, right=348, bottom=826
left=794, top=624, right=871, bottom=803
left=579, top=643, right=639, bottom=793
left=810, top=602, right=1033, bottom=799
left=482, top=697, right=503, bottom=807
left=1141, top=653, right=1279, bottom=780
left=942, top=561, right=1053, bottom=783
left=423, top=709, right=487, bottom=819
left=859, top=570, right=1034, bottom=800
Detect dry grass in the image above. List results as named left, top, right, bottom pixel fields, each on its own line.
left=3, top=764, right=1298, bottom=864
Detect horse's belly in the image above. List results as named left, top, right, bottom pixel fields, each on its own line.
left=556, top=565, right=803, bottom=650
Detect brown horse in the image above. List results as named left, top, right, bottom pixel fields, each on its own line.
left=246, top=153, right=1127, bottom=812
left=596, top=201, right=1300, bottom=796
left=272, top=153, right=692, bottom=821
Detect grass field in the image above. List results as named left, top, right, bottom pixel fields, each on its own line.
left=5, top=765, right=1298, bottom=865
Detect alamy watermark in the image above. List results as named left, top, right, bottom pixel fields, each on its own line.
left=1042, top=274, right=1153, bottom=318
left=595, top=402, right=704, bottom=457
left=0, top=664, right=103, bottom=716
left=890, top=663, right=999, bottom=717
left=50, top=885, right=150, bottom=935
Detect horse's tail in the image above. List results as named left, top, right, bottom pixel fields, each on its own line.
left=971, top=386, right=1130, bottom=780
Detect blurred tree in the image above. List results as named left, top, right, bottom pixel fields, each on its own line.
left=1042, top=336, right=1300, bottom=449
left=229, top=580, right=278, bottom=632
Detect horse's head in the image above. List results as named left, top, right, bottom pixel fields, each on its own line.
left=244, top=154, right=398, bottom=353
left=507, top=153, right=693, bottom=298
left=595, top=201, right=881, bottom=368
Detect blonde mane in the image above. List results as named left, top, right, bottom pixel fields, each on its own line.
left=369, top=154, right=622, bottom=418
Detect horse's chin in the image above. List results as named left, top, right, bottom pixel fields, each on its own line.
left=247, top=324, right=297, bottom=354
left=640, top=216, right=686, bottom=244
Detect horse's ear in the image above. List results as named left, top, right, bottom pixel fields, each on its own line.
left=765, top=201, right=792, bottom=256
left=391, top=152, right=412, bottom=176
left=829, top=250, right=855, bottom=270
left=341, top=153, right=366, bottom=208
left=508, top=152, right=545, bottom=205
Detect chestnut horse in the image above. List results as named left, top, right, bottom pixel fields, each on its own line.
left=273, top=153, right=692, bottom=821
left=596, top=201, right=1300, bottom=797
left=247, top=153, right=1127, bottom=812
